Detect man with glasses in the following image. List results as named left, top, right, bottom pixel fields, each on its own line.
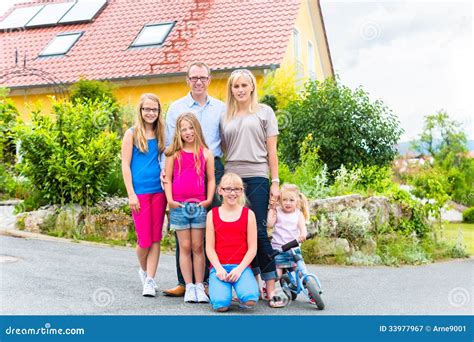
left=162, top=62, right=226, bottom=297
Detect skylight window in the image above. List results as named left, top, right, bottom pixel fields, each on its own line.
left=131, top=23, right=174, bottom=47
left=26, top=2, right=75, bottom=28
left=39, top=32, right=83, bottom=57
left=0, top=6, right=43, bottom=30
left=59, top=0, right=107, bottom=24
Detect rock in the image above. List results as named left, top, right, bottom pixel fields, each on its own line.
left=83, top=211, right=134, bottom=240
left=311, top=194, right=364, bottom=213
left=55, top=204, right=84, bottom=231
left=21, top=208, right=57, bottom=233
left=96, top=197, right=128, bottom=211
left=362, top=196, right=392, bottom=229
left=360, top=237, right=377, bottom=255
left=333, top=238, right=350, bottom=253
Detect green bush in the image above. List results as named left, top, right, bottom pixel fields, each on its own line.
left=16, top=99, right=120, bottom=206
left=70, top=79, right=122, bottom=135
left=279, top=134, right=330, bottom=199
left=0, top=93, right=19, bottom=166
left=463, top=207, right=474, bottom=223
left=279, top=77, right=403, bottom=173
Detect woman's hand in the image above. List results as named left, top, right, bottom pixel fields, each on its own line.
left=226, top=267, right=242, bottom=283
left=269, top=182, right=280, bottom=204
left=129, top=194, right=140, bottom=213
left=216, top=267, right=228, bottom=281
left=169, top=201, right=184, bottom=209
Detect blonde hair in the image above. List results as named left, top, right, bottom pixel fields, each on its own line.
left=218, top=172, right=247, bottom=206
left=133, top=93, right=165, bottom=154
left=165, top=112, right=208, bottom=175
left=280, top=183, right=310, bottom=221
left=224, top=69, right=259, bottom=123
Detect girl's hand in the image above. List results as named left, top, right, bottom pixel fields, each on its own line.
left=298, top=234, right=307, bottom=243
left=129, top=194, right=140, bottom=213
left=216, top=267, right=228, bottom=281
left=226, top=267, right=242, bottom=283
left=198, top=199, right=212, bottom=208
left=169, top=201, right=184, bottom=209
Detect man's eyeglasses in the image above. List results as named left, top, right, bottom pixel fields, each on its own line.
left=188, top=76, right=210, bottom=83
left=141, top=107, right=159, bottom=114
left=221, top=187, right=244, bottom=194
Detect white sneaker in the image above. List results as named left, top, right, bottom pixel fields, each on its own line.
left=184, top=283, right=197, bottom=303
left=138, top=268, right=147, bottom=286
left=142, top=278, right=156, bottom=297
left=195, top=283, right=209, bottom=303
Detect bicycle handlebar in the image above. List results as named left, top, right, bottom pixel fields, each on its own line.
left=269, top=233, right=315, bottom=259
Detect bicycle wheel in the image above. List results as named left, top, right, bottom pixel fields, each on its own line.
left=280, top=274, right=297, bottom=301
left=303, top=278, right=325, bottom=310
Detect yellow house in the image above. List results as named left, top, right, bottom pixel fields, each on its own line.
left=0, top=0, right=333, bottom=117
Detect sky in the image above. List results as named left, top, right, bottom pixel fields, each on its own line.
left=1, top=0, right=473, bottom=143
left=320, top=0, right=473, bottom=142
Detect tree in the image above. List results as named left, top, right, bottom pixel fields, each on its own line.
left=279, top=77, right=403, bottom=173
left=414, top=110, right=467, bottom=163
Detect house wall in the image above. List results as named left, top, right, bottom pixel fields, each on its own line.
left=8, top=73, right=264, bottom=120
left=281, top=0, right=333, bottom=82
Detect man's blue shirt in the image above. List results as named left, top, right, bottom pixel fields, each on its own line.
left=165, top=93, right=226, bottom=158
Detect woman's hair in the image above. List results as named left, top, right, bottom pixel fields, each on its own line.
left=165, top=112, right=208, bottom=175
left=224, top=69, right=259, bottom=123
left=280, top=183, right=310, bottom=221
left=218, top=172, right=247, bottom=206
left=133, top=93, right=165, bottom=154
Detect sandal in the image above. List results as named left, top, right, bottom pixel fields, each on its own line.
left=268, top=295, right=288, bottom=308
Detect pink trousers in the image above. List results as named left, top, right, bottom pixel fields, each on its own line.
left=132, top=192, right=167, bottom=248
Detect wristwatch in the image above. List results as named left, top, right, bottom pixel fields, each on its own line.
left=271, top=178, right=280, bottom=183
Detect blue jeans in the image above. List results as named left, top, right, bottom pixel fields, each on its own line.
left=209, top=265, right=259, bottom=310
left=175, top=157, right=224, bottom=285
left=243, top=177, right=278, bottom=280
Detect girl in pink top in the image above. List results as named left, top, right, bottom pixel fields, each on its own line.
left=164, top=112, right=215, bottom=303
left=267, top=184, right=309, bottom=279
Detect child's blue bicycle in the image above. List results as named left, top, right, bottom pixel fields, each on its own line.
left=270, top=234, right=325, bottom=310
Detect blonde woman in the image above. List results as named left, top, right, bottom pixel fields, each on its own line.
left=221, top=69, right=284, bottom=308
left=122, top=93, right=167, bottom=297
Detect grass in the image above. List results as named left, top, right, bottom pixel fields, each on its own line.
left=443, top=223, right=474, bottom=256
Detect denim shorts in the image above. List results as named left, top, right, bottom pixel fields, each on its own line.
left=169, top=202, right=207, bottom=230
left=274, top=248, right=302, bottom=269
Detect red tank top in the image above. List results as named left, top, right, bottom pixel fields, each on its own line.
left=212, top=206, right=249, bottom=265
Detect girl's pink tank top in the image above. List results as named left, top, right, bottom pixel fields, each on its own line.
left=172, top=149, right=206, bottom=202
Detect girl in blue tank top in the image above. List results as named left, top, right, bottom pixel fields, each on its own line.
left=122, top=93, right=167, bottom=298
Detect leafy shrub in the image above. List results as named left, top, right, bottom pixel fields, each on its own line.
left=0, top=93, right=19, bottom=166
left=16, top=99, right=120, bottom=206
left=334, top=208, right=371, bottom=246
left=279, top=77, right=403, bottom=173
left=70, top=79, right=122, bottom=135
left=463, top=207, right=474, bottom=223
left=279, top=134, right=330, bottom=199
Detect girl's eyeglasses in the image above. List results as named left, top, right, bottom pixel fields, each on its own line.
left=221, top=187, right=244, bottom=194
left=141, top=107, right=160, bottom=114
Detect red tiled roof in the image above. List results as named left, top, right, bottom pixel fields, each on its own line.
left=0, top=0, right=301, bottom=88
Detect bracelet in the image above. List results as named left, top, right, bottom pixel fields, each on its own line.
left=271, top=178, right=280, bottom=183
